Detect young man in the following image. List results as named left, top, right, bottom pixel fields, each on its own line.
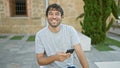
left=35, top=3, right=89, bottom=68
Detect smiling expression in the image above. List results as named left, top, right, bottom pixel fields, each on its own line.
left=47, top=8, right=63, bottom=28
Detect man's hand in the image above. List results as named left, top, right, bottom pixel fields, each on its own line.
left=54, top=52, right=71, bottom=62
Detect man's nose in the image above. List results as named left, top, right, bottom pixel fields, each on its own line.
left=53, top=14, right=57, bottom=18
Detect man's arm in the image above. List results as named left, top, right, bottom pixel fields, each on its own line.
left=36, top=53, right=56, bottom=65
left=36, top=52, right=71, bottom=65
left=74, top=44, right=89, bottom=68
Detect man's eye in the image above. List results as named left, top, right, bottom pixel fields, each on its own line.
left=56, top=13, right=59, bottom=15
left=48, top=13, right=53, bottom=15
left=56, top=12, right=61, bottom=16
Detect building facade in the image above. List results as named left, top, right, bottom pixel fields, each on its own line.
left=0, top=0, right=84, bottom=34
left=0, top=0, right=119, bottom=34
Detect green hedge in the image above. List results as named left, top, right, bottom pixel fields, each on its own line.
left=79, top=0, right=118, bottom=44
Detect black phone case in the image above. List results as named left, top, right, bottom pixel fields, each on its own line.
left=66, top=49, right=74, bottom=54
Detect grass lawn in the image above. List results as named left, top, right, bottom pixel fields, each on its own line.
left=0, top=36, right=8, bottom=38
left=10, top=36, right=24, bottom=40
left=105, top=37, right=120, bottom=47
left=27, top=35, right=35, bottom=41
left=94, top=37, right=120, bottom=51
left=93, top=43, right=114, bottom=51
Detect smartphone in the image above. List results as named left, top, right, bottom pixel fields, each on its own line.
left=66, top=49, right=74, bottom=54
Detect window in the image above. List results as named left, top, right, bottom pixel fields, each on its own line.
left=9, top=0, right=27, bottom=17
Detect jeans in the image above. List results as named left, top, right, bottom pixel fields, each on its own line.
left=67, top=66, right=75, bottom=68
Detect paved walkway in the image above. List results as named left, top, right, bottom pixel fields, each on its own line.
left=0, top=31, right=120, bottom=68
left=0, top=34, right=39, bottom=68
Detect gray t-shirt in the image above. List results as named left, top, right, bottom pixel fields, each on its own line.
left=35, top=24, right=80, bottom=68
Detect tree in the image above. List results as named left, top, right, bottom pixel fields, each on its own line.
left=77, top=0, right=118, bottom=44
left=118, top=0, right=120, bottom=16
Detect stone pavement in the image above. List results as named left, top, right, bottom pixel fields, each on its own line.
left=0, top=31, right=120, bottom=68
left=0, top=34, right=40, bottom=68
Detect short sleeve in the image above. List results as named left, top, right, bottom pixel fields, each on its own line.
left=70, top=27, right=80, bottom=46
left=35, top=33, right=45, bottom=54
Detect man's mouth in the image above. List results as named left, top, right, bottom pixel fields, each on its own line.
left=52, top=20, right=57, bottom=22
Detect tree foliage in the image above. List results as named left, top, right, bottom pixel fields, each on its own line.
left=78, top=0, right=118, bottom=44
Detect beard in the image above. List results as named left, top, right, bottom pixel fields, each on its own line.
left=48, top=21, right=61, bottom=28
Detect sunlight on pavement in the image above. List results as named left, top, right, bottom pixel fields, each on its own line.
left=95, top=61, right=120, bottom=68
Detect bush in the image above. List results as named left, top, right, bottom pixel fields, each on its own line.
left=78, top=0, right=118, bottom=44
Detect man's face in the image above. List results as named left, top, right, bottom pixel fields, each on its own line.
left=47, top=9, right=63, bottom=28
